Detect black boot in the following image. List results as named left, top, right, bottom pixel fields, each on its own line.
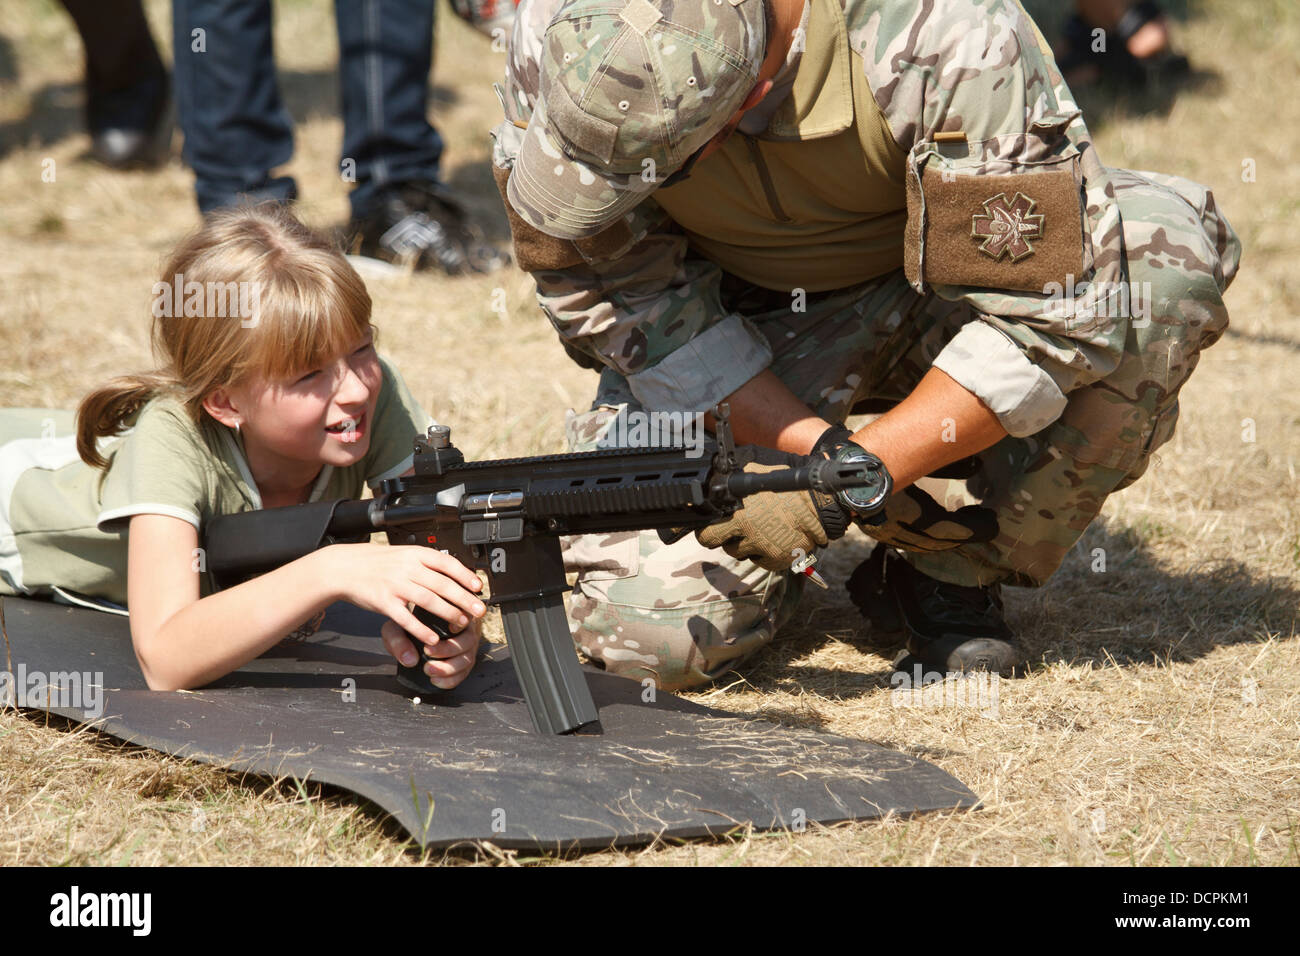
left=845, top=545, right=905, bottom=650
left=848, top=547, right=1023, bottom=676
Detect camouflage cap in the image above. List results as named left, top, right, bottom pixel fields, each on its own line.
left=508, top=0, right=766, bottom=239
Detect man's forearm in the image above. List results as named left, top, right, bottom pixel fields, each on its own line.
left=850, top=367, right=1007, bottom=490
left=711, top=366, right=1008, bottom=492
left=704, top=369, right=830, bottom=455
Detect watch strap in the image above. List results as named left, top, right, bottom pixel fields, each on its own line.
left=811, top=423, right=892, bottom=521
left=808, top=424, right=854, bottom=540
left=811, top=423, right=855, bottom=461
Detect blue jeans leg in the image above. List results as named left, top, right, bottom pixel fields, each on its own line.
left=336, top=0, right=445, bottom=218
left=172, top=0, right=297, bottom=212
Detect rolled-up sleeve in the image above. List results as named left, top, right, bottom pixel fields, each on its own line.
left=931, top=320, right=1068, bottom=437
left=626, top=313, right=772, bottom=412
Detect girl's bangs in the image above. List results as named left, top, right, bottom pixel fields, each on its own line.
left=237, top=259, right=372, bottom=384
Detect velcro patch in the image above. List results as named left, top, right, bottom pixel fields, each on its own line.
left=493, top=163, right=583, bottom=272
left=493, top=163, right=634, bottom=272
left=621, top=0, right=663, bottom=35
left=905, top=166, right=1085, bottom=293
left=546, top=77, right=620, bottom=164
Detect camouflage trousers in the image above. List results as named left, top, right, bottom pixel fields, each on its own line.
left=560, top=167, right=1241, bottom=690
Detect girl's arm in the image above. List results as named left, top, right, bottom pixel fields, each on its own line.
left=127, top=513, right=486, bottom=691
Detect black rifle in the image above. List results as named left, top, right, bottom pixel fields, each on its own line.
left=203, top=406, right=882, bottom=735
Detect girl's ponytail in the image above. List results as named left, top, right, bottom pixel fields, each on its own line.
left=76, top=371, right=182, bottom=469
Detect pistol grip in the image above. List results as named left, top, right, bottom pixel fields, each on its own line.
left=394, top=605, right=455, bottom=696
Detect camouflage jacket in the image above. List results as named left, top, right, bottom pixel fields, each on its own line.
left=492, top=0, right=1127, bottom=438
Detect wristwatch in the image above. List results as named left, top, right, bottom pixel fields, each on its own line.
left=812, top=424, right=893, bottom=523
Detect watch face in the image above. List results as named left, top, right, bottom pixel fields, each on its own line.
left=836, top=450, right=890, bottom=513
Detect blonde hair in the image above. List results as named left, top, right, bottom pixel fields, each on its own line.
left=76, top=204, right=373, bottom=468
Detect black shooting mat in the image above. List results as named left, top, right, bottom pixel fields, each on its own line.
left=1, top=597, right=979, bottom=850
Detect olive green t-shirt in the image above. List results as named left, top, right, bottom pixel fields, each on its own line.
left=0, top=354, right=433, bottom=611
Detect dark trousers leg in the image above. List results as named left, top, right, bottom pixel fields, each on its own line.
left=336, top=0, right=444, bottom=218
left=172, top=0, right=296, bottom=212
left=59, top=0, right=165, bottom=131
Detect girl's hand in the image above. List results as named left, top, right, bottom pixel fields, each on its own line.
left=381, top=617, right=482, bottom=690
left=323, top=543, right=487, bottom=647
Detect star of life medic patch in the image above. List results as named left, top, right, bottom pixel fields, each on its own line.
left=971, top=192, right=1045, bottom=262
left=905, top=164, right=1087, bottom=293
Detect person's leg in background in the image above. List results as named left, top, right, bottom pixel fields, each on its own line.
left=171, top=0, right=297, bottom=212
left=335, top=0, right=442, bottom=216
left=1057, top=0, right=1189, bottom=89
left=1078, top=0, right=1170, bottom=60
left=59, top=0, right=169, bottom=168
left=336, top=0, right=507, bottom=275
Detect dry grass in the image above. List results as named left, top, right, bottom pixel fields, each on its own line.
left=1, top=0, right=1297, bottom=866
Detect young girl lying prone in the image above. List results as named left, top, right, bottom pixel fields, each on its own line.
left=0, top=204, right=486, bottom=690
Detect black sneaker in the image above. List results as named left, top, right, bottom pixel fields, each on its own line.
left=350, top=181, right=508, bottom=276
left=848, top=546, right=1023, bottom=676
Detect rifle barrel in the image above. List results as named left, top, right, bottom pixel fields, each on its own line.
left=724, top=459, right=875, bottom=497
